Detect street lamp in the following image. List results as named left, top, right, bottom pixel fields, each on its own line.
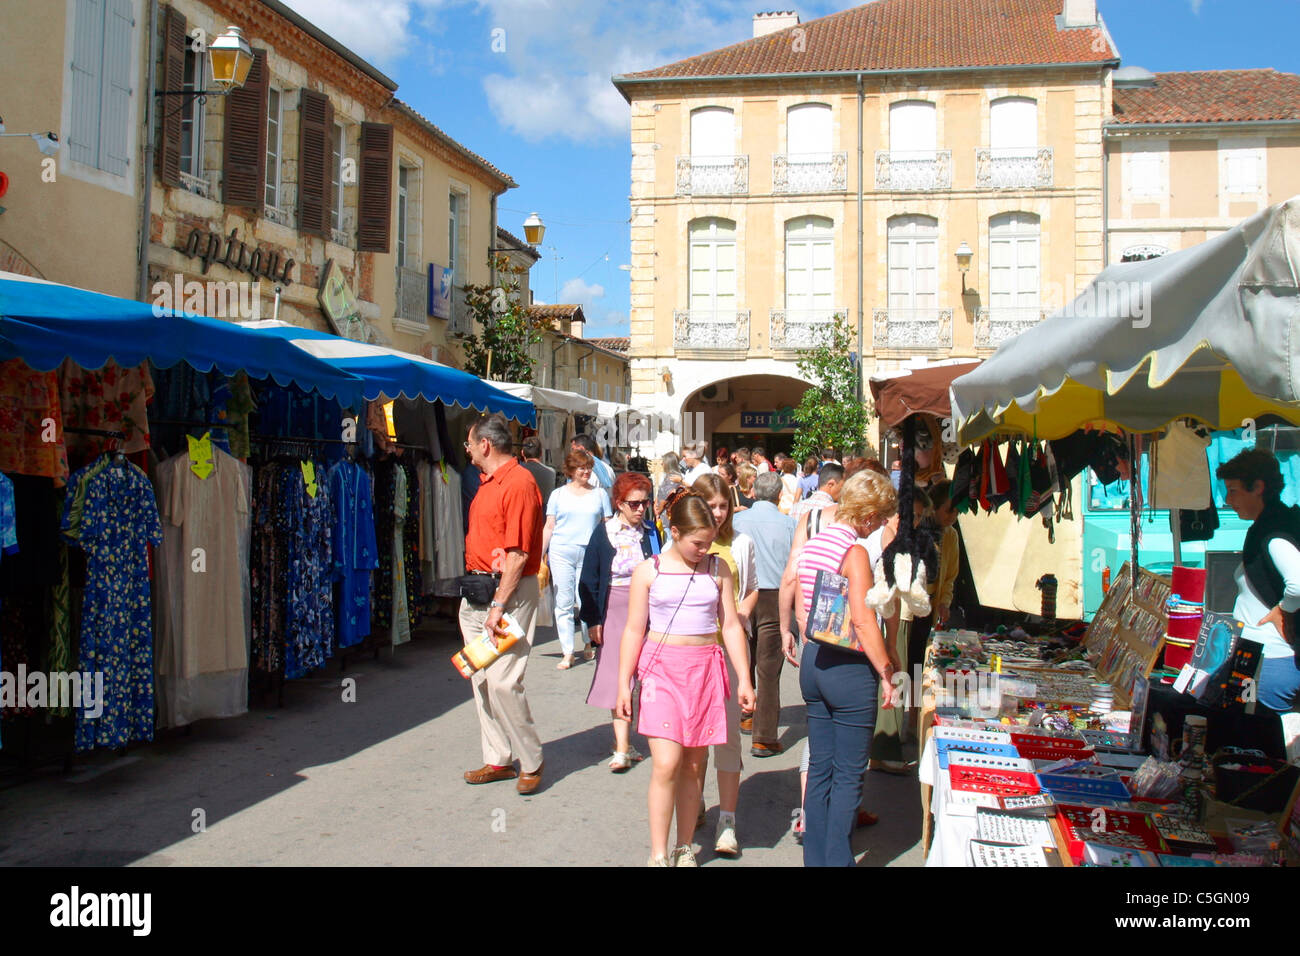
left=522, top=212, right=545, bottom=246
left=0, top=118, right=59, bottom=157
left=955, top=241, right=973, bottom=295
left=156, top=25, right=254, bottom=102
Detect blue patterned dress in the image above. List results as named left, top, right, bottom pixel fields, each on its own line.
left=282, top=463, right=335, bottom=679
left=66, top=461, right=162, bottom=752
left=329, top=461, right=378, bottom=648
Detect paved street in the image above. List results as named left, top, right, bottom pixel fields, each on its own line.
left=0, top=615, right=924, bottom=867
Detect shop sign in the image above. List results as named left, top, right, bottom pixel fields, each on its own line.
left=429, top=263, right=453, bottom=319
left=740, top=406, right=800, bottom=432
left=318, top=258, right=365, bottom=341
left=179, top=226, right=296, bottom=284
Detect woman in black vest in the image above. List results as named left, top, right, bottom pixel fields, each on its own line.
left=1218, top=449, right=1300, bottom=712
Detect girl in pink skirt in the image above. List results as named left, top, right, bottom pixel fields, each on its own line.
left=618, top=494, right=756, bottom=867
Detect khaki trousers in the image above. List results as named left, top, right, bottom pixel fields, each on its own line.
left=459, top=575, right=543, bottom=771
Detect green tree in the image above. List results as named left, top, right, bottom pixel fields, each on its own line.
left=791, top=313, right=873, bottom=460
left=460, top=255, right=549, bottom=382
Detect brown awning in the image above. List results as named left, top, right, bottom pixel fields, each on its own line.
left=869, top=361, right=981, bottom=428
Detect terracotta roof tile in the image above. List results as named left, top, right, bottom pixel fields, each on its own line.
left=616, top=0, right=1116, bottom=85
left=527, top=304, right=586, bottom=320
left=588, top=337, right=630, bottom=353
left=1110, top=69, right=1300, bottom=125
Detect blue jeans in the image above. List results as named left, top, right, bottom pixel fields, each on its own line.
left=799, top=640, right=879, bottom=867
left=1258, top=655, right=1300, bottom=712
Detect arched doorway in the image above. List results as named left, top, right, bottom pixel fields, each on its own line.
left=680, top=373, right=813, bottom=460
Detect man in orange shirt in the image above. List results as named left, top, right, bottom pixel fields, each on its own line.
left=460, top=413, right=547, bottom=794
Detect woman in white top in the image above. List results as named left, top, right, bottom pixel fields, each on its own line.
left=778, top=458, right=804, bottom=515
left=691, top=473, right=757, bottom=857
left=543, top=448, right=612, bottom=669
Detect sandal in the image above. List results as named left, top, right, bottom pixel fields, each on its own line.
left=581, top=644, right=596, bottom=662
left=556, top=655, right=574, bottom=670
left=609, top=750, right=640, bottom=772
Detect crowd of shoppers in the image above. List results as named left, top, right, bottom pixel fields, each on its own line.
left=457, top=424, right=952, bottom=866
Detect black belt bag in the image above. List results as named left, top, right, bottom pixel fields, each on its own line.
left=434, top=573, right=500, bottom=605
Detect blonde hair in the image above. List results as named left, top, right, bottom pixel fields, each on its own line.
left=835, top=470, right=898, bottom=534
left=668, top=493, right=716, bottom=537
left=736, top=463, right=757, bottom=492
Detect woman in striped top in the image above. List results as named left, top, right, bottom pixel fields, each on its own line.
left=792, top=470, right=898, bottom=867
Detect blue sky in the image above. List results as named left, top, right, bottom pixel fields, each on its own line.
left=279, top=0, right=1300, bottom=339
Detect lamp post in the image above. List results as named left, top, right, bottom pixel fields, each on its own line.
left=0, top=118, right=59, bottom=157
left=156, top=25, right=254, bottom=103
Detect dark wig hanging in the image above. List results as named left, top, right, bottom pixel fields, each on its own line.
left=880, top=415, right=939, bottom=590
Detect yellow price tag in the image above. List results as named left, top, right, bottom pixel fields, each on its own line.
left=301, top=460, right=318, bottom=498
left=187, top=432, right=214, bottom=480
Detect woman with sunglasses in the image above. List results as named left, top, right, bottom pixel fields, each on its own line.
left=618, top=493, right=755, bottom=867
left=579, top=472, right=661, bottom=771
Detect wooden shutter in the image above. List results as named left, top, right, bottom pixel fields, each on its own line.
left=222, top=47, right=268, bottom=209
left=297, top=89, right=333, bottom=237
left=69, top=0, right=105, bottom=168
left=99, top=0, right=134, bottom=176
left=357, top=122, right=393, bottom=252
left=156, top=4, right=186, bottom=186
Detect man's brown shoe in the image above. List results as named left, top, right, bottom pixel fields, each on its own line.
left=739, top=717, right=753, bottom=735
left=517, top=762, right=544, bottom=794
left=750, top=741, right=784, bottom=757
left=464, top=764, right=517, bottom=785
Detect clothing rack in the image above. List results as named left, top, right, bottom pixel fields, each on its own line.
left=64, top=426, right=126, bottom=439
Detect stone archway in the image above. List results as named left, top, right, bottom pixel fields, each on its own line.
left=679, top=373, right=814, bottom=460
left=0, top=239, right=46, bottom=279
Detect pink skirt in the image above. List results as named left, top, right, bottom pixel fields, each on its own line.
left=636, top=641, right=730, bottom=748
left=586, top=584, right=631, bottom=710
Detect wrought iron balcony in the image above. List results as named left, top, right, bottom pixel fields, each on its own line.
left=676, top=155, right=749, bottom=196
left=975, top=147, right=1054, bottom=189
left=974, top=307, right=1047, bottom=349
left=673, top=310, right=750, bottom=351
left=396, top=266, right=428, bottom=326
left=179, top=171, right=213, bottom=199
left=871, top=308, right=953, bottom=351
left=264, top=204, right=294, bottom=228
left=330, top=227, right=350, bottom=247
left=772, top=152, right=848, bottom=194
left=874, top=150, right=952, bottom=192
left=770, top=309, right=840, bottom=351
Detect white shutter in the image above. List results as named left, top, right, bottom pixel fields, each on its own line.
left=991, top=97, right=1036, bottom=154
left=887, top=216, right=938, bottom=311
left=689, top=219, right=736, bottom=320
left=1128, top=148, right=1164, bottom=197
left=69, top=0, right=105, bottom=168
left=98, top=0, right=134, bottom=176
left=788, top=104, right=831, bottom=160
left=691, top=108, right=733, bottom=157
left=1223, top=147, right=1260, bottom=193
left=989, top=213, right=1040, bottom=310
left=890, top=101, right=936, bottom=153
left=785, top=217, right=833, bottom=312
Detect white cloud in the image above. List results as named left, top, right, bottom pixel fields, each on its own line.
left=275, top=0, right=413, bottom=66
left=1188, top=0, right=1205, bottom=12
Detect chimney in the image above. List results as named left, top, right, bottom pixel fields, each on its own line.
left=1060, top=0, right=1097, bottom=27
left=753, top=11, right=800, bottom=38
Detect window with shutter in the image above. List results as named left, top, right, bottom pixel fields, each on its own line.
left=357, top=122, right=394, bottom=253
left=787, top=104, right=831, bottom=162
left=988, top=213, right=1040, bottom=310
left=179, top=50, right=206, bottom=183
left=784, top=216, right=834, bottom=314
left=1222, top=145, right=1261, bottom=194
left=297, top=89, right=334, bottom=237
left=1127, top=147, right=1164, bottom=198
left=222, top=48, right=268, bottom=209
left=331, top=122, right=346, bottom=233
left=990, top=97, right=1037, bottom=155
left=265, top=88, right=283, bottom=210
left=156, top=4, right=186, bottom=186
left=70, top=0, right=136, bottom=176
left=887, top=215, right=938, bottom=312
left=890, top=101, right=937, bottom=154
left=688, top=218, right=737, bottom=322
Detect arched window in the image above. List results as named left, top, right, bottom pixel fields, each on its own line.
left=887, top=215, right=938, bottom=312
left=989, top=212, right=1040, bottom=311
left=990, top=97, right=1037, bottom=155
left=787, top=103, right=831, bottom=160
left=785, top=217, right=833, bottom=314
left=889, top=100, right=937, bottom=154
left=689, top=218, right=737, bottom=321
left=690, top=107, right=734, bottom=158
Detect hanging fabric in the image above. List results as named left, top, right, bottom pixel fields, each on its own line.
left=59, top=359, right=154, bottom=464
left=434, top=461, right=465, bottom=578
left=153, top=445, right=252, bottom=729
left=0, top=359, right=69, bottom=484
left=329, top=459, right=379, bottom=649
left=391, top=463, right=411, bottom=646
left=62, top=456, right=163, bottom=752
left=1151, top=420, right=1213, bottom=510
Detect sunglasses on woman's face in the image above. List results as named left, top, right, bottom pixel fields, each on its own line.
left=622, top=498, right=650, bottom=509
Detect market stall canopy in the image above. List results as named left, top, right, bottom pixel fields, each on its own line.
left=0, top=272, right=367, bottom=407
left=951, top=196, right=1300, bottom=445
left=496, top=382, right=601, bottom=417
left=241, top=320, right=535, bottom=425
left=869, top=360, right=981, bottom=428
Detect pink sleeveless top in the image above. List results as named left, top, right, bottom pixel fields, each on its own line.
left=796, top=523, right=861, bottom=615
left=647, top=554, right=721, bottom=635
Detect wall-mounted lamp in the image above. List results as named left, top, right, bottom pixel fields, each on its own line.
left=659, top=365, right=672, bottom=386
left=955, top=241, right=973, bottom=295
left=0, top=118, right=60, bottom=157
left=156, top=25, right=254, bottom=102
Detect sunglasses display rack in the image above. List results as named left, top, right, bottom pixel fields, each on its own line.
left=1082, top=562, right=1171, bottom=709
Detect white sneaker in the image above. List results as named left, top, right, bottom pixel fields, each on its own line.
left=670, top=844, right=698, bottom=867
left=714, top=820, right=739, bottom=856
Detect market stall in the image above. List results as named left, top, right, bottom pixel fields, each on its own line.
left=923, top=197, right=1300, bottom=866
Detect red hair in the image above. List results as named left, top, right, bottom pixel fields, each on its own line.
left=611, top=471, right=652, bottom=507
